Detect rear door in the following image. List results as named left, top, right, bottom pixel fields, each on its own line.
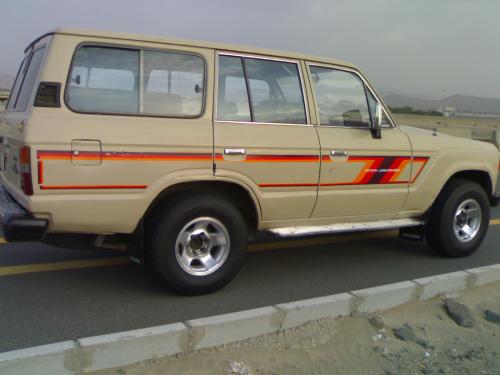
left=214, top=53, right=320, bottom=221
left=307, top=63, right=412, bottom=220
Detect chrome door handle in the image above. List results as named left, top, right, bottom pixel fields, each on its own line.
left=224, top=148, right=246, bottom=156
left=331, top=150, right=348, bottom=157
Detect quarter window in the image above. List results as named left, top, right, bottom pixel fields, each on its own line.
left=68, top=47, right=140, bottom=114
left=66, top=46, right=205, bottom=117
left=217, top=55, right=307, bottom=124
left=309, top=66, right=371, bottom=128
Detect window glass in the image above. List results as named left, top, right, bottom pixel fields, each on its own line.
left=245, top=58, right=306, bottom=124
left=67, top=46, right=140, bottom=114
left=6, top=56, right=28, bottom=110
left=217, top=55, right=251, bottom=122
left=14, top=48, right=46, bottom=111
left=143, top=50, right=204, bottom=116
left=366, top=89, right=392, bottom=127
left=309, top=66, right=371, bottom=127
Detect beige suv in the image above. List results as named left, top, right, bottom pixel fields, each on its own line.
left=1, top=29, right=498, bottom=294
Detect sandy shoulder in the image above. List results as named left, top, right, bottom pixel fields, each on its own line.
left=91, top=281, right=500, bottom=375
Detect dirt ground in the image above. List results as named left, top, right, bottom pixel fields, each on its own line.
left=92, top=281, right=500, bottom=375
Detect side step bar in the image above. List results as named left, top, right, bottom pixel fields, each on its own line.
left=268, top=218, right=424, bottom=238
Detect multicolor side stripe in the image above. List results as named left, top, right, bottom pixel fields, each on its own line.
left=36, top=150, right=213, bottom=190
left=257, top=155, right=429, bottom=188
left=35, top=150, right=429, bottom=190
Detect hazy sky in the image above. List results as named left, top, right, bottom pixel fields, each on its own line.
left=1, top=0, right=499, bottom=99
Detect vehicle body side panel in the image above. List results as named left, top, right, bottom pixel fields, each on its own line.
left=397, top=125, right=499, bottom=217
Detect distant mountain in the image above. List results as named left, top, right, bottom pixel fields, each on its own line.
left=384, top=93, right=500, bottom=116
left=0, top=73, right=14, bottom=90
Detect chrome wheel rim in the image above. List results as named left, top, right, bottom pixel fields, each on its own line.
left=175, top=217, right=230, bottom=276
left=453, top=198, right=482, bottom=243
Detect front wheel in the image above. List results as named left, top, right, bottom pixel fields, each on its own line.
left=425, top=179, right=490, bottom=257
left=148, top=194, right=248, bottom=295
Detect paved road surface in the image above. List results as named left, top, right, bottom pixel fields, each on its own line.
left=0, top=208, right=499, bottom=352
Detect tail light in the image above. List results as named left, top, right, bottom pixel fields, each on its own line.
left=19, top=146, right=33, bottom=196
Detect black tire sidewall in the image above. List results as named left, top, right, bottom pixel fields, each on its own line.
left=433, top=181, right=489, bottom=257
left=150, top=195, right=248, bottom=294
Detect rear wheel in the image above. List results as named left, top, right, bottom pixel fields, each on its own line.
left=148, top=194, right=248, bottom=295
left=425, top=179, right=489, bottom=257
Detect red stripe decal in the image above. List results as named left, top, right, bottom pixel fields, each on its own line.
left=259, top=183, right=318, bottom=188
left=37, top=161, right=44, bottom=184
left=40, top=185, right=147, bottom=190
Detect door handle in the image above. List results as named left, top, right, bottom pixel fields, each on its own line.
left=330, top=150, right=348, bottom=157
left=224, top=148, right=246, bottom=156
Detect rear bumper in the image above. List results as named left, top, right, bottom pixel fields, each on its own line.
left=0, top=186, right=47, bottom=241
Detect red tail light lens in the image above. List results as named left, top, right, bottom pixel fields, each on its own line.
left=19, top=146, right=33, bottom=196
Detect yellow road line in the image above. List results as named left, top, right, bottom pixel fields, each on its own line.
left=0, top=257, right=129, bottom=277
left=0, top=218, right=498, bottom=276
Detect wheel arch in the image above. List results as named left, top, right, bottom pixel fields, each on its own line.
left=427, top=169, right=493, bottom=215
left=445, top=170, right=492, bottom=196
left=143, top=179, right=261, bottom=232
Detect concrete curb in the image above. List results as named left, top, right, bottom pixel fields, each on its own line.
left=2, top=264, right=500, bottom=374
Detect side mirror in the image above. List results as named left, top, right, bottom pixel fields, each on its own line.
left=371, top=103, right=382, bottom=139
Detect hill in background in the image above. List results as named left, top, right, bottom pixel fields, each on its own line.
left=384, top=93, right=500, bottom=116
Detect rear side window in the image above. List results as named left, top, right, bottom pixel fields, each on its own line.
left=217, top=55, right=307, bottom=124
left=143, top=50, right=204, bottom=116
left=309, top=66, right=371, bottom=128
left=6, top=57, right=28, bottom=110
left=68, top=47, right=140, bottom=114
left=66, top=45, right=205, bottom=117
left=7, top=48, right=46, bottom=111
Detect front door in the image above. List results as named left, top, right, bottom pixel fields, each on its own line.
left=214, top=53, right=320, bottom=221
left=307, top=63, right=412, bottom=220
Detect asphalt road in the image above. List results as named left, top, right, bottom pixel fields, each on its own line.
left=0, top=208, right=499, bottom=353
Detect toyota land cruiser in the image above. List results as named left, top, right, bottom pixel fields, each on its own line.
left=0, top=29, right=498, bottom=294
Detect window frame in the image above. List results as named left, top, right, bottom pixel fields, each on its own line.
left=8, top=46, right=47, bottom=112
left=64, top=42, right=208, bottom=119
left=215, top=51, right=310, bottom=126
left=306, top=62, right=396, bottom=129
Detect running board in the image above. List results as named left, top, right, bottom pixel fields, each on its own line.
left=268, top=218, right=424, bottom=238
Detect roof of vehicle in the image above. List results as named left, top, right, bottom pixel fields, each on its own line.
left=35, top=28, right=358, bottom=70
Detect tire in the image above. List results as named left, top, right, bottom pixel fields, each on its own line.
left=148, top=194, right=248, bottom=295
left=425, top=179, right=490, bottom=257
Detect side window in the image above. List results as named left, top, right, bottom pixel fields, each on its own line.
left=309, top=66, right=371, bottom=128
left=366, top=89, right=392, bottom=127
left=67, top=46, right=205, bottom=117
left=6, top=57, right=28, bottom=110
left=143, top=51, right=204, bottom=116
left=217, top=54, right=307, bottom=124
left=217, top=55, right=251, bottom=121
left=11, top=48, right=46, bottom=111
left=244, top=58, right=306, bottom=124
left=68, top=46, right=140, bottom=114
